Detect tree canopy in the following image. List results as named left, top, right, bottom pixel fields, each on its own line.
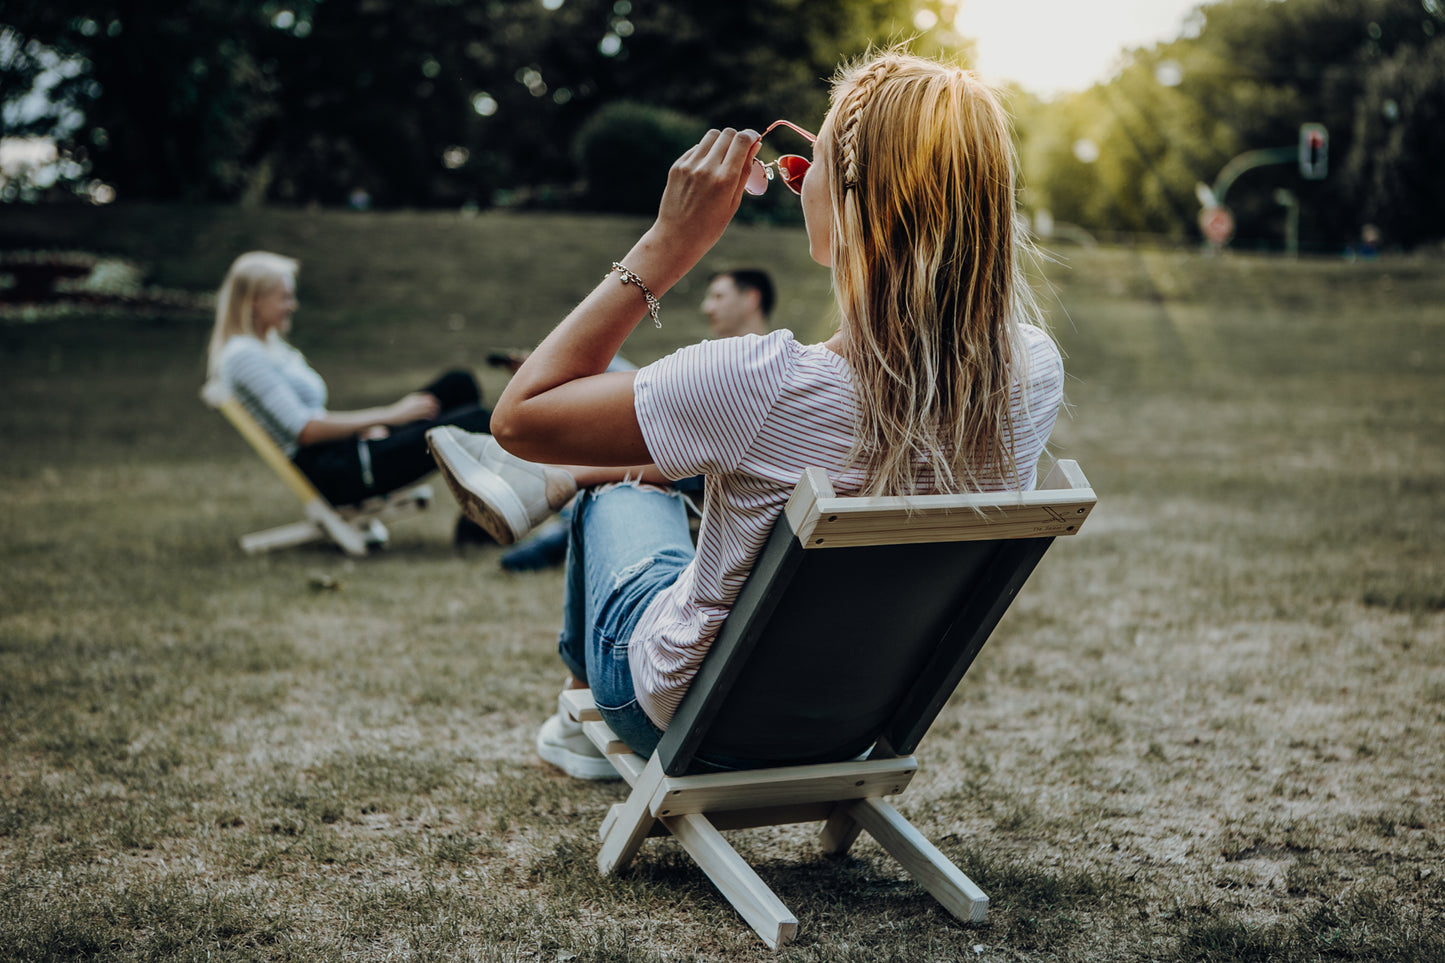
left=0, top=0, right=924, bottom=207
left=1018, top=0, right=1445, bottom=249
left=2, top=0, right=1443, bottom=248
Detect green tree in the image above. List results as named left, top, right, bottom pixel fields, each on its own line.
left=0, top=1, right=280, bottom=202
left=0, top=25, right=94, bottom=201
left=572, top=100, right=707, bottom=214
left=0, top=0, right=929, bottom=208
left=1015, top=0, right=1445, bottom=248
left=1345, top=34, right=1445, bottom=247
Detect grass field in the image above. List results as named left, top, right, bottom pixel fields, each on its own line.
left=2, top=205, right=1443, bottom=962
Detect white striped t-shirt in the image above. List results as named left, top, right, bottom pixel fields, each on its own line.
left=630, top=325, right=1064, bottom=727
left=216, top=334, right=328, bottom=456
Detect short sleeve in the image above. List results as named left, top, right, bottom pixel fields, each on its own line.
left=219, top=337, right=323, bottom=450
left=1009, top=325, right=1065, bottom=489
left=634, top=330, right=795, bottom=480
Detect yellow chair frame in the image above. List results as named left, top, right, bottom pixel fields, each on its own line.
left=207, top=393, right=431, bottom=557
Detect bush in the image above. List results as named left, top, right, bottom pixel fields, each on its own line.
left=572, top=101, right=708, bottom=215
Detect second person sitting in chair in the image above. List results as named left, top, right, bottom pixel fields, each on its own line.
left=205, top=250, right=495, bottom=545
left=497, top=266, right=776, bottom=573
left=428, top=50, right=1065, bottom=778
left=700, top=268, right=773, bottom=340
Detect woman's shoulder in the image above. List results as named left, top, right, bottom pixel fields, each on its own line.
left=638, top=330, right=810, bottom=418
left=221, top=333, right=312, bottom=366
left=1017, top=323, right=1062, bottom=370
left=216, top=335, right=311, bottom=385
left=653, top=327, right=798, bottom=374
left=1017, top=320, right=1055, bottom=349
left=217, top=334, right=267, bottom=360
left=215, top=334, right=269, bottom=369
left=701, top=326, right=798, bottom=355
left=699, top=329, right=854, bottom=394
left=1013, top=323, right=1064, bottom=403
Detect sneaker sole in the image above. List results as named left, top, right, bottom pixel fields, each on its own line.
left=536, top=735, right=621, bottom=781
left=426, top=430, right=531, bottom=546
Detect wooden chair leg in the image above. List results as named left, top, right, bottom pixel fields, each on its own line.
left=844, top=798, right=988, bottom=923
left=597, top=754, right=666, bottom=875
left=239, top=519, right=326, bottom=554
left=818, top=805, right=865, bottom=856
left=359, top=518, right=389, bottom=547
left=666, top=812, right=799, bottom=950
left=306, top=500, right=369, bottom=556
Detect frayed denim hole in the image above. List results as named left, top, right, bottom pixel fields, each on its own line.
left=593, top=477, right=685, bottom=499
left=612, top=554, right=659, bottom=591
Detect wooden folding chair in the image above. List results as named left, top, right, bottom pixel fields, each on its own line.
left=203, top=391, right=432, bottom=557
left=560, top=459, right=1096, bottom=948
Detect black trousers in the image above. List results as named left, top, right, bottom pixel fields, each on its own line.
left=291, top=369, right=491, bottom=507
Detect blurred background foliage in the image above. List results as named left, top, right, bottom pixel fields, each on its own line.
left=1017, top=0, right=1445, bottom=248
left=0, top=0, right=922, bottom=210
left=571, top=100, right=707, bottom=215
left=1, top=0, right=1442, bottom=249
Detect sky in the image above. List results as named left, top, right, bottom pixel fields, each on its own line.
left=950, top=0, right=1213, bottom=97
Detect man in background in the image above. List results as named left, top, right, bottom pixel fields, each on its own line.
left=496, top=268, right=776, bottom=572
left=700, top=268, right=773, bottom=340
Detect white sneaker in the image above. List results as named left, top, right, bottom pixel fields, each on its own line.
left=426, top=426, right=577, bottom=545
left=535, top=712, right=619, bottom=781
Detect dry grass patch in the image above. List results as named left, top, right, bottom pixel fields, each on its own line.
left=2, top=212, right=1443, bottom=960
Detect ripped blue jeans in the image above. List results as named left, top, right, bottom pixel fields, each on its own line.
left=557, top=481, right=694, bottom=758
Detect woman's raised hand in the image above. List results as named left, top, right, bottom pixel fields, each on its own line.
left=487, top=127, right=759, bottom=466
left=652, top=127, right=761, bottom=263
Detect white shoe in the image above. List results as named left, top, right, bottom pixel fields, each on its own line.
left=535, top=712, right=619, bottom=781
left=426, top=426, right=577, bottom=546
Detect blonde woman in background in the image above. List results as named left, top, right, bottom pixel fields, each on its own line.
left=205, top=251, right=495, bottom=543
left=427, top=50, right=1065, bottom=776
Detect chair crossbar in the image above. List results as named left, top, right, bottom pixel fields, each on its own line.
left=648, top=758, right=917, bottom=818
left=785, top=463, right=1095, bottom=548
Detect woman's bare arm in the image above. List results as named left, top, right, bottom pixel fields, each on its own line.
left=490, top=127, right=761, bottom=467
left=295, top=392, right=440, bottom=446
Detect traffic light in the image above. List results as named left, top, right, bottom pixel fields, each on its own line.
left=1299, top=123, right=1328, bottom=180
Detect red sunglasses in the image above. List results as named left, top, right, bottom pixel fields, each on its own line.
left=745, top=119, right=816, bottom=196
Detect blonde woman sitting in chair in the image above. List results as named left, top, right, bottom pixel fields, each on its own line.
left=205, top=251, right=495, bottom=545
left=428, top=50, right=1066, bottom=775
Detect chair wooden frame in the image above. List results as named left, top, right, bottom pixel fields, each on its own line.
left=205, top=393, right=432, bottom=557
left=560, top=459, right=1095, bottom=948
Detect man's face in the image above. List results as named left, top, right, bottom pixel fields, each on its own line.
left=701, top=275, right=756, bottom=339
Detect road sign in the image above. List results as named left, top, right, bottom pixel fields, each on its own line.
left=1199, top=205, right=1234, bottom=246
left=1299, top=123, right=1328, bottom=180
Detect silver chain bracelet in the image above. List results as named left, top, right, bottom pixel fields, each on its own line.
left=608, top=261, right=661, bottom=328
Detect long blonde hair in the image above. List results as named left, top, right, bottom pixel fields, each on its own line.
left=825, top=50, right=1045, bottom=496
left=205, top=251, right=299, bottom=380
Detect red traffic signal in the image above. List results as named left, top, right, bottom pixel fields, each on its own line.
left=1299, top=123, right=1328, bottom=180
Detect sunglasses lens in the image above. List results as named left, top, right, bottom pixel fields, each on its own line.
left=745, top=160, right=770, bottom=196
left=777, top=155, right=810, bottom=194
